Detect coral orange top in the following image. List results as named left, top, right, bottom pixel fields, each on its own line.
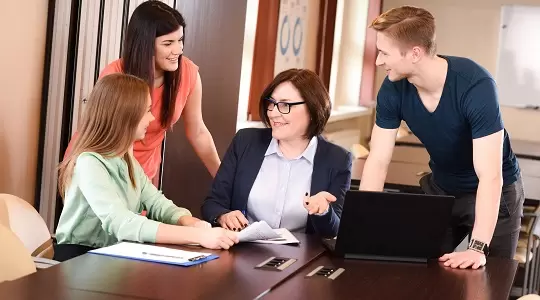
left=65, top=56, right=199, bottom=180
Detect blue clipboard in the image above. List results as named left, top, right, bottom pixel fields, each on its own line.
left=88, top=243, right=219, bottom=267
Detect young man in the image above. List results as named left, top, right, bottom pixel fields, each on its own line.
left=361, top=6, right=524, bottom=269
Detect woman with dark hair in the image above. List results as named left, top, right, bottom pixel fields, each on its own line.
left=65, top=0, right=220, bottom=184
left=201, top=69, right=353, bottom=238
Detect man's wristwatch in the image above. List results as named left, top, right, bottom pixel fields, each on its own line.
left=468, top=239, right=490, bottom=256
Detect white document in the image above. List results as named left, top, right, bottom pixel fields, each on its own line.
left=249, top=228, right=300, bottom=245
left=89, top=242, right=214, bottom=265
left=238, top=221, right=281, bottom=242
left=238, top=221, right=300, bottom=244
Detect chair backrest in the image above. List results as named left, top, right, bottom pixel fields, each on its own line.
left=0, top=197, right=9, bottom=228
left=0, top=223, right=36, bottom=282
left=518, top=295, right=540, bottom=300
left=0, top=194, right=53, bottom=258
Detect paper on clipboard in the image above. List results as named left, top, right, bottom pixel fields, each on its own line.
left=89, top=242, right=218, bottom=266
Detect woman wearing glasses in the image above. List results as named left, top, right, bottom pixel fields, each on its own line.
left=201, top=69, right=352, bottom=238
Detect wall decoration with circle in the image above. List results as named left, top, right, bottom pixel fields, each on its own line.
left=274, top=0, right=307, bottom=76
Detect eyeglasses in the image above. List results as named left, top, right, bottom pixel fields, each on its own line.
left=265, top=98, right=305, bottom=114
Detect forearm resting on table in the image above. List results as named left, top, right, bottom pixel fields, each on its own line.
left=177, top=215, right=200, bottom=226
left=155, top=223, right=201, bottom=245
left=359, top=157, right=389, bottom=191
left=471, top=177, right=503, bottom=245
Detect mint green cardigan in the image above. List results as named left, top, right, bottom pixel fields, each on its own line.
left=55, top=152, right=191, bottom=248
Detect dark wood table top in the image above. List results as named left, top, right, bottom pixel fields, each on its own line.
left=265, top=255, right=518, bottom=300
left=351, top=158, right=540, bottom=201
left=0, top=233, right=325, bottom=300
left=2, top=287, right=145, bottom=300
left=395, top=134, right=540, bottom=160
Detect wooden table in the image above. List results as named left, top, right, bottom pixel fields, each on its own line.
left=395, top=134, right=540, bottom=160
left=265, top=255, right=518, bottom=300
left=0, top=288, right=142, bottom=300
left=0, top=234, right=325, bottom=300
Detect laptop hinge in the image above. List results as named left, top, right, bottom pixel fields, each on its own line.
left=344, top=253, right=428, bottom=264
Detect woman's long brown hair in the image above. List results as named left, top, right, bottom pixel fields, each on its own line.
left=58, top=74, right=150, bottom=198
left=122, top=1, right=185, bottom=128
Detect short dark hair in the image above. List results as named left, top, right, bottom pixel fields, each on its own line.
left=259, top=69, right=331, bottom=139
left=122, top=0, right=186, bottom=128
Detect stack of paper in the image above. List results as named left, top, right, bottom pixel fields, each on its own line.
left=89, top=242, right=218, bottom=266
left=238, top=221, right=300, bottom=245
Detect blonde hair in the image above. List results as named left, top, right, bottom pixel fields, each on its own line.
left=370, top=6, right=436, bottom=56
left=58, top=73, right=150, bottom=198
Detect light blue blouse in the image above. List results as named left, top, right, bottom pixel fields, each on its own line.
left=246, top=137, right=318, bottom=232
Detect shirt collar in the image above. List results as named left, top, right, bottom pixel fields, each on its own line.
left=265, top=136, right=318, bottom=164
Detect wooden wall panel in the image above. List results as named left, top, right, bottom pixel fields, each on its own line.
left=359, top=0, right=382, bottom=106
left=162, top=0, right=247, bottom=217
left=247, top=0, right=280, bottom=122
left=316, top=0, right=337, bottom=90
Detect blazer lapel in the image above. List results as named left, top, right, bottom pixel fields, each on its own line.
left=310, top=135, right=330, bottom=195
left=236, top=129, right=273, bottom=209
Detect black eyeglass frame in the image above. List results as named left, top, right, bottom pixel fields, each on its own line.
left=265, top=97, right=306, bottom=114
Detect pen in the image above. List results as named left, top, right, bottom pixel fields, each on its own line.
left=142, top=252, right=208, bottom=261
left=188, top=255, right=209, bottom=261
left=142, top=251, right=186, bottom=260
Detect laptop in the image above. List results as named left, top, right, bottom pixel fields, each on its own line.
left=323, top=190, right=458, bottom=263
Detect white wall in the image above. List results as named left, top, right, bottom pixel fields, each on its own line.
left=0, top=1, right=48, bottom=204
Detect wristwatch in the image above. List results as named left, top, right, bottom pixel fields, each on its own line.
left=468, top=239, right=490, bottom=256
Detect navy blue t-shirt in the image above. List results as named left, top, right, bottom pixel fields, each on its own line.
left=375, top=55, right=520, bottom=194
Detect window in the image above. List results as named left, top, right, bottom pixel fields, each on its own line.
left=236, top=0, right=381, bottom=130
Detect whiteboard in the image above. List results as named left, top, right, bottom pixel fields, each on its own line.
left=496, top=5, right=540, bottom=108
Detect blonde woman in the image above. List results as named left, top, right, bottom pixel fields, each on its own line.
left=54, top=74, right=238, bottom=261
